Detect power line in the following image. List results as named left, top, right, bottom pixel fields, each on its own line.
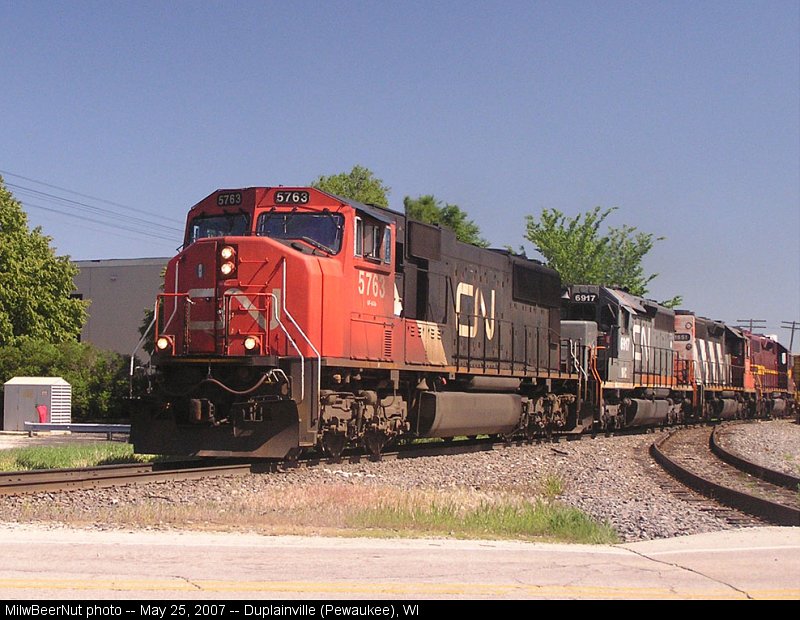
left=736, top=319, right=767, bottom=332
left=9, top=183, right=183, bottom=235
left=0, top=169, right=184, bottom=225
left=781, top=321, right=800, bottom=352
left=23, top=201, right=179, bottom=242
left=0, top=169, right=188, bottom=246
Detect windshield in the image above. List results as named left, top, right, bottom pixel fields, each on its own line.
left=257, top=212, right=344, bottom=254
left=189, top=213, right=250, bottom=243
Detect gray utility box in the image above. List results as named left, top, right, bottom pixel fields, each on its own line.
left=3, top=377, right=72, bottom=431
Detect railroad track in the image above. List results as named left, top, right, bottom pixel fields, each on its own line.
left=0, top=461, right=255, bottom=496
left=6, top=424, right=797, bottom=517
left=0, top=437, right=506, bottom=496
left=650, top=424, right=800, bottom=526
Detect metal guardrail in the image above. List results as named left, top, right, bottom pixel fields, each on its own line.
left=23, top=423, right=130, bottom=440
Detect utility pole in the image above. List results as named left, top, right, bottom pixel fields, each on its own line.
left=736, top=319, right=766, bottom=332
left=781, top=320, right=800, bottom=352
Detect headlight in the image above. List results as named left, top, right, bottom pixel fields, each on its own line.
left=244, top=336, right=259, bottom=351
left=156, top=336, right=173, bottom=351
left=219, top=244, right=237, bottom=277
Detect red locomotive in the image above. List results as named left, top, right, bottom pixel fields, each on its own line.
left=130, top=186, right=796, bottom=458
left=132, top=187, right=578, bottom=458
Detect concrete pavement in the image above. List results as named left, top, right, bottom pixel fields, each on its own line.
left=0, top=524, right=796, bottom=599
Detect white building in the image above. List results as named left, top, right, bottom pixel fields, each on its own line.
left=72, top=257, right=168, bottom=358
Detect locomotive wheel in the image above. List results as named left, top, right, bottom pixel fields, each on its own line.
left=363, top=429, right=387, bottom=460
left=321, top=431, right=346, bottom=461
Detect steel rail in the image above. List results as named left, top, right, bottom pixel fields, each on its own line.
left=650, top=430, right=800, bottom=527
left=710, top=424, right=800, bottom=491
left=0, top=437, right=513, bottom=495
left=0, top=461, right=253, bottom=496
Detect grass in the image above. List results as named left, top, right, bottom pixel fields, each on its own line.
left=540, top=472, right=565, bottom=499
left=351, top=494, right=618, bottom=544
left=0, top=442, right=155, bottom=471
left=8, top=477, right=619, bottom=545
left=0, top=444, right=618, bottom=545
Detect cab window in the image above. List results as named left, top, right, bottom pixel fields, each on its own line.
left=354, top=217, right=364, bottom=257
left=383, top=228, right=392, bottom=263
left=355, top=217, right=391, bottom=264
left=189, top=213, right=250, bottom=243
left=257, top=211, right=344, bottom=254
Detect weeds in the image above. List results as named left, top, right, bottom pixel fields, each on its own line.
left=0, top=444, right=618, bottom=545
left=540, top=473, right=565, bottom=499
left=0, top=443, right=153, bottom=471
left=7, top=478, right=619, bottom=545
left=351, top=493, right=618, bottom=544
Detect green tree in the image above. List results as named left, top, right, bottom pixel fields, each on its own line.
left=0, top=177, right=87, bottom=344
left=404, top=195, right=489, bottom=247
left=311, top=165, right=390, bottom=207
left=524, top=206, right=682, bottom=307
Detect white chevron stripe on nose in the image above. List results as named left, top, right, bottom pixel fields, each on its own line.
left=226, top=288, right=268, bottom=331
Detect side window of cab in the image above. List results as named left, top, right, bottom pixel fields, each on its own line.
left=354, top=216, right=392, bottom=265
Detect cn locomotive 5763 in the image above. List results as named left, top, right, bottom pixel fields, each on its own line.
left=130, top=187, right=796, bottom=458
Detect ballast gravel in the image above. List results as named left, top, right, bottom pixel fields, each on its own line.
left=717, top=419, right=800, bottom=478
left=1, top=420, right=798, bottom=543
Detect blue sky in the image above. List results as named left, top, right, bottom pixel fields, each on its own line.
left=2, top=1, right=799, bottom=350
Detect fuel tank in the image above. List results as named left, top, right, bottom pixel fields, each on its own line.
left=622, top=398, right=669, bottom=426
left=714, top=398, right=743, bottom=420
left=414, top=391, right=522, bottom=438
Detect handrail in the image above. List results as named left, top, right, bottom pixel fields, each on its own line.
left=154, top=292, right=191, bottom=348
left=161, top=262, right=181, bottom=335
left=129, top=300, right=157, bottom=394
left=268, top=291, right=305, bottom=402
left=590, top=346, right=603, bottom=405
left=278, top=258, right=321, bottom=408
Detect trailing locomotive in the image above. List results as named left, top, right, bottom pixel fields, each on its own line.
left=130, top=186, right=796, bottom=458
left=562, top=286, right=795, bottom=428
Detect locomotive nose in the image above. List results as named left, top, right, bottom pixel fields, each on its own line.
left=157, top=238, right=283, bottom=357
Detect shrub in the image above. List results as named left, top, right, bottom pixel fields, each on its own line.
left=0, top=339, right=133, bottom=420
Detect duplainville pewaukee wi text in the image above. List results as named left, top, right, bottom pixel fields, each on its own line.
left=246, top=606, right=418, bottom=617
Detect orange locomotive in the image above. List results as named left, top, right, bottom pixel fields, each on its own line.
left=131, top=187, right=580, bottom=459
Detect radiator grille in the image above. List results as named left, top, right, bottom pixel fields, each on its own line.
left=383, top=329, right=393, bottom=359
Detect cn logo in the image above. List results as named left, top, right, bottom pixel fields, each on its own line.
left=455, top=282, right=495, bottom=340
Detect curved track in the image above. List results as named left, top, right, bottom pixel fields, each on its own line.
left=710, top=424, right=800, bottom=491
left=651, top=425, right=800, bottom=526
